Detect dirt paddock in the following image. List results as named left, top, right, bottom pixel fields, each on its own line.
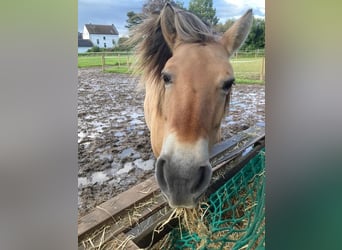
left=78, top=68, right=265, bottom=217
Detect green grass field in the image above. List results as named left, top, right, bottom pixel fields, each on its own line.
left=78, top=55, right=134, bottom=68
left=78, top=54, right=264, bottom=84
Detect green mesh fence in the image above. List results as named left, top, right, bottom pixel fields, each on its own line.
left=168, top=149, right=265, bottom=250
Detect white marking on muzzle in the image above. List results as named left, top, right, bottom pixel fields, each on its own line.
left=160, top=133, right=210, bottom=169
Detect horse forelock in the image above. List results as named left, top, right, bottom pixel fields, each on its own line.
left=129, top=5, right=217, bottom=83
left=129, top=5, right=217, bottom=115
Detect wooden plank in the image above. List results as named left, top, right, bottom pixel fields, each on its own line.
left=116, top=233, right=141, bottom=250
left=210, top=132, right=247, bottom=158
left=78, top=176, right=159, bottom=238
left=208, top=140, right=265, bottom=194
left=78, top=194, right=169, bottom=249
left=133, top=212, right=179, bottom=248
left=210, top=125, right=264, bottom=164
left=212, top=133, right=265, bottom=169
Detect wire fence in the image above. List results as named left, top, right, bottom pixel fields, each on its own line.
left=78, top=50, right=265, bottom=82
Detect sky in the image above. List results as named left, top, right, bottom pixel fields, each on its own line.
left=78, top=0, right=265, bottom=37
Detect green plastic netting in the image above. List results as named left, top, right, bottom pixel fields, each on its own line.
left=167, top=149, right=265, bottom=250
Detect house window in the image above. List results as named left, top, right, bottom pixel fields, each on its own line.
left=103, top=36, right=106, bottom=40
left=96, top=39, right=99, bottom=45
left=104, top=43, right=106, bottom=48
left=112, top=39, right=115, bottom=45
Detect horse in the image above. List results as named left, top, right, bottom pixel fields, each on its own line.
left=129, top=3, right=253, bottom=208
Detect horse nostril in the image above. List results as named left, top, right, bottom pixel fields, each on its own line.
left=155, top=157, right=168, bottom=192
left=191, top=165, right=211, bottom=195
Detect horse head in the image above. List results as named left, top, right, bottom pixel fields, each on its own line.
left=132, top=3, right=253, bottom=208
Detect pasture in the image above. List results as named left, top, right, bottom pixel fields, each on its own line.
left=78, top=51, right=265, bottom=84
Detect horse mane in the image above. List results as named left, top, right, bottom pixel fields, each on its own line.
left=129, top=4, right=216, bottom=85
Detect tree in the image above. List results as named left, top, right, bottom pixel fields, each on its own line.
left=240, top=18, right=265, bottom=50
left=87, top=46, right=100, bottom=52
left=126, top=1, right=185, bottom=32
left=142, top=0, right=185, bottom=14
left=125, top=11, right=143, bottom=30
left=188, top=0, right=219, bottom=26
left=116, top=37, right=133, bottom=50
left=214, top=17, right=265, bottom=50
left=214, top=19, right=235, bottom=33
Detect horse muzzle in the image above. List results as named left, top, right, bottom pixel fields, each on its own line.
left=155, top=156, right=212, bottom=208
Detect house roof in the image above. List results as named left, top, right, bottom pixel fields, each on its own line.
left=78, top=39, right=94, bottom=47
left=85, top=24, right=119, bottom=35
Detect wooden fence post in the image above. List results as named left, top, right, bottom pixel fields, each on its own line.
left=259, top=57, right=265, bottom=81
left=101, top=53, right=105, bottom=72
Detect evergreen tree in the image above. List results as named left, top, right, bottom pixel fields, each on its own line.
left=188, top=0, right=219, bottom=26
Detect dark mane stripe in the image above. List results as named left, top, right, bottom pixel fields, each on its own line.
left=129, top=4, right=216, bottom=85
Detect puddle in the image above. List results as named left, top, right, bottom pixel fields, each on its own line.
left=78, top=177, right=88, bottom=187
left=256, top=122, right=265, bottom=127
left=78, top=131, right=87, bottom=143
left=130, top=112, right=143, bottom=119
left=78, top=168, right=117, bottom=187
left=118, top=148, right=140, bottom=159
left=84, top=115, right=96, bottom=120
left=90, top=121, right=108, bottom=133
left=99, top=153, right=113, bottom=162
left=117, top=162, right=134, bottom=175
left=134, top=159, right=155, bottom=171
left=78, top=157, right=156, bottom=188
left=130, top=119, right=144, bottom=125
left=114, top=131, right=125, bottom=137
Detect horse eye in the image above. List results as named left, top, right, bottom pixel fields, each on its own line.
left=162, top=72, right=172, bottom=84
left=222, top=78, right=235, bottom=92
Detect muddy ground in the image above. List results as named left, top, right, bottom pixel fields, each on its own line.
left=78, top=68, right=265, bottom=217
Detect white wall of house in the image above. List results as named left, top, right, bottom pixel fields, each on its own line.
left=88, top=34, right=119, bottom=48
left=78, top=47, right=92, bottom=53
left=82, top=26, right=90, bottom=39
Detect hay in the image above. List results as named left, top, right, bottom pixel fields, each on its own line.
left=150, top=204, right=210, bottom=250
left=98, top=234, right=136, bottom=250
left=151, top=149, right=265, bottom=249
left=150, top=193, right=250, bottom=249
left=80, top=193, right=168, bottom=249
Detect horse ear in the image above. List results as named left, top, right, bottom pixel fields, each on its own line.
left=220, top=9, right=253, bottom=56
left=160, top=3, right=177, bottom=50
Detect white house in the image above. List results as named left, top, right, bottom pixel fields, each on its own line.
left=82, top=24, right=119, bottom=49
left=78, top=32, right=94, bottom=53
